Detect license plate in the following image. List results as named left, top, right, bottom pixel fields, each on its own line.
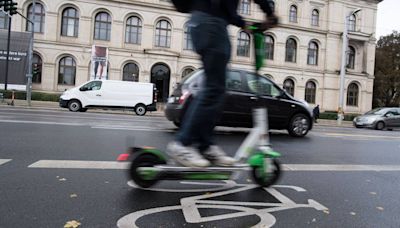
left=168, top=97, right=175, bottom=103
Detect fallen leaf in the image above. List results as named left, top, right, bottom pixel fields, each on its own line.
left=105, top=181, right=109, bottom=184
left=70, top=194, right=78, bottom=198
left=376, top=207, right=384, bottom=211
left=64, top=220, right=81, bottom=228
left=350, top=212, right=356, bottom=216
left=59, top=178, right=67, bottom=181
left=56, top=176, right=60, bottom=178
left=311, top=218, right=316, bottom=222
left=369, top=192, right=377, bottom=195
left=323, top=210, right=330, bottom=214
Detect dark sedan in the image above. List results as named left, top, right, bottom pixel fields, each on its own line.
left=165, top=69, right=313, bottom=137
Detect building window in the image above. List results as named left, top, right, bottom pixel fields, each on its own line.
left=155, top=20, right=171, bottom=48
left=125, top=16, right=142, bottom=44
left=265, top=35, right=274, bottom=60
left=182, top=68, right=194, bottom=78
left=239, top=0, right=251, bottom=15
left=285, top=38, right=297, bottom=63
left=61, top=7, right=79, bottom=37
left=346, top=83, right=359, bottom=106
left=58, top=56, right=76, bottom=85
left=311, top=9, right=319, bottom=26
left=32, top=53, right=42, bottom=83
left=307, top=41, right=318, bottom=65
left=348, top=14, right=356, bottom=32
left=283, top=78, right=295, bottom=96
left=289, top=5, right=297, bottom=23
left=237, top=31, right=250, bottom=57
left=27, top=3, right=45, bottom=33
left=346, top=46, right=356, bottom=69
left=305, top=81, right=316, bottom=104
left=268, top=0, right=275, bottom=12
left=183, top=24, right=193, bottom=50
left=94, top=12, right=111, bottom=41
left=122, top=63, right=139, bottom=82
left=0, top=11, right=9, bottom=30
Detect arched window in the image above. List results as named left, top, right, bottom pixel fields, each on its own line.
left=307, top=41, right=318, bottom=65
left=155, top=20, right=171, bottom=48
left=27, top=3, right=45, bottom=33
left=346, top=46, right=356, bottom=69
left=94, top=12, right=111, bottom=41
left=61, top=7, right=79, bottom=37
left=237, top=31, right=250, bottom=57
left=183, top=24, right=193, bottom=50
left=32, top=53, right=42, bottom=83
left=348, top=14, right=356, bottom=32
left=58, top=56, right=76, bottom=85
left=289, top=5, right=297, bottom=23
left=0, top=11, right=9, bottom=29
left=311, top=9, right=319, bottom=26
left=305, top=81, right=316, bottom=104
left=265, top=35, right=274, bottom=60
left=239, top=0, right=251, bottom=15
left=285, top=38, right=297, bottom=63
left=346, top=83, right=359, bottom=106
left=283, top=78, right=295, bottom=96
left=122, top=63, right=139, bottom=82
left=182, top=68, right=194, bottom=78
left=125, top=16, right=142, bottom=44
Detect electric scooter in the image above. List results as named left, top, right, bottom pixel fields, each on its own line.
left=119, top=24, right=282, bottom=188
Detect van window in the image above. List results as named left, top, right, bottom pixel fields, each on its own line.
left=245, top=73, right=281, bottom=97
left=226, top=71, right=242, bottom=91
left=81, top=81, right=102, bottom=91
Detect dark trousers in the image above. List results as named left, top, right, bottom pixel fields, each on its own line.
left=177, top=11, right=231, bottom=152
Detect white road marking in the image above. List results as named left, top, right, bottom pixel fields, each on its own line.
left=28, top=160, right=129, bottom=169
left=324, top=133, right=400, bottom=139
left=27, top=160, right=400, bottom=171
left=0, top=159, right=11, bottom=166
left=91, top=126, right=174, bottom=132
left=0, top=119, right=83, bottom=126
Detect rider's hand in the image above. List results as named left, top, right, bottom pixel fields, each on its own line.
left=260, top=14, right=279, bottom=31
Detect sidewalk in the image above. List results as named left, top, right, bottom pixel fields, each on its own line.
left=0, top=99, right=353, bottom=127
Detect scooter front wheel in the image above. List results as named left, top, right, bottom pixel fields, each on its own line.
left=129, top=152, right=166, bottom=188
left=252, top=159, right=281, bottom=187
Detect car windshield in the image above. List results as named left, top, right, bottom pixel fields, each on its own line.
left=364, top=108, right=388, bottom=115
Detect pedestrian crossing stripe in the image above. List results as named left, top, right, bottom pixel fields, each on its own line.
left=0, top=159, right=11, bottom=166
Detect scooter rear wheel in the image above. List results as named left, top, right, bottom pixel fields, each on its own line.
left=252, top=159, right=281, bottom=187
left=129, top=152, right=166, bottom=188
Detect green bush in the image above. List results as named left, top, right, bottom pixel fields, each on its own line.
left=0, top=90, right=60, bottom=102
left=319, top=111, right=359, bottom=121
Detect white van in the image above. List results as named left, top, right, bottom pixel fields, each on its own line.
left=59, top=80, right=157, bottom=116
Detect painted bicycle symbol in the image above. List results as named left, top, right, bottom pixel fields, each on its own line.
left=118, top=181, right=328, bottom=228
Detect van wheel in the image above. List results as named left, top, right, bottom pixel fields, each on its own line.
left=68, top=100, right=82, bottom=112
left=288, top=113, right=310, bottom=137
left=135, top=104, right=147, bottom=116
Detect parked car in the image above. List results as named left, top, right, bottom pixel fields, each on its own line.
left=353, top=107, right=400, bottom=130
left=165, top=69, right=313, bottom=137
left=59, top=80, right=157, bottom=116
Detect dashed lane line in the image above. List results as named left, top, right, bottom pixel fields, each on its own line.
left=0, top=159, right=11, bottom=166
left=324, top=133, right=400, bottom=139
left=27, top=160, right=400, bottom=171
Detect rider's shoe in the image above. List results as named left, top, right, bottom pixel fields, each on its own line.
left=203, top=145, right=236, bottom=166
left=167, top=141, right=210, bottom=167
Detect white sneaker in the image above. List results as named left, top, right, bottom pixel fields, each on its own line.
left=203, top=145, right=236, bottom=166
left=167, top=141, right=210, bottom=167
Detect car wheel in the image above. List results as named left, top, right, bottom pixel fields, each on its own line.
left=375, top=121, right=385, bottom=130
left=135, top=104, right=147, bottom=116
left=288, top=113, right=310, bottom=137
left=79, top=108, right=88, bottom=112
left=68, top=100, right=82, bottom=112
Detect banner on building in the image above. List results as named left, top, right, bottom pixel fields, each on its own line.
left=90, top=45, right=109, bottom=80
left=0, top=30, right=31, bottom=91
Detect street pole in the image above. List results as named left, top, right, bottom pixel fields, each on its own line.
left=4, top=16, right=11, bottom=91
left=26, top=0, right=35, bottom=106
left=337, top=9, right=361, bottom=125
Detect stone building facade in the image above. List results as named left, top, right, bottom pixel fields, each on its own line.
left=1, top=0, right=382, bottom=113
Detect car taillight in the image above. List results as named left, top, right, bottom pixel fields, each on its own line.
left=179, top=91, right=190, bottom=105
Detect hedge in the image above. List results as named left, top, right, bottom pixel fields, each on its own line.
left=319, top=111, right=360, bottom=121
left=0, top=90, right=61, bottom=102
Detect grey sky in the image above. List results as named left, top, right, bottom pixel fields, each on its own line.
left=376, top=0, right=400, bottom=38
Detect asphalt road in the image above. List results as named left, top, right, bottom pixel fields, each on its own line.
left=0, top=107, right=399, bottom=228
